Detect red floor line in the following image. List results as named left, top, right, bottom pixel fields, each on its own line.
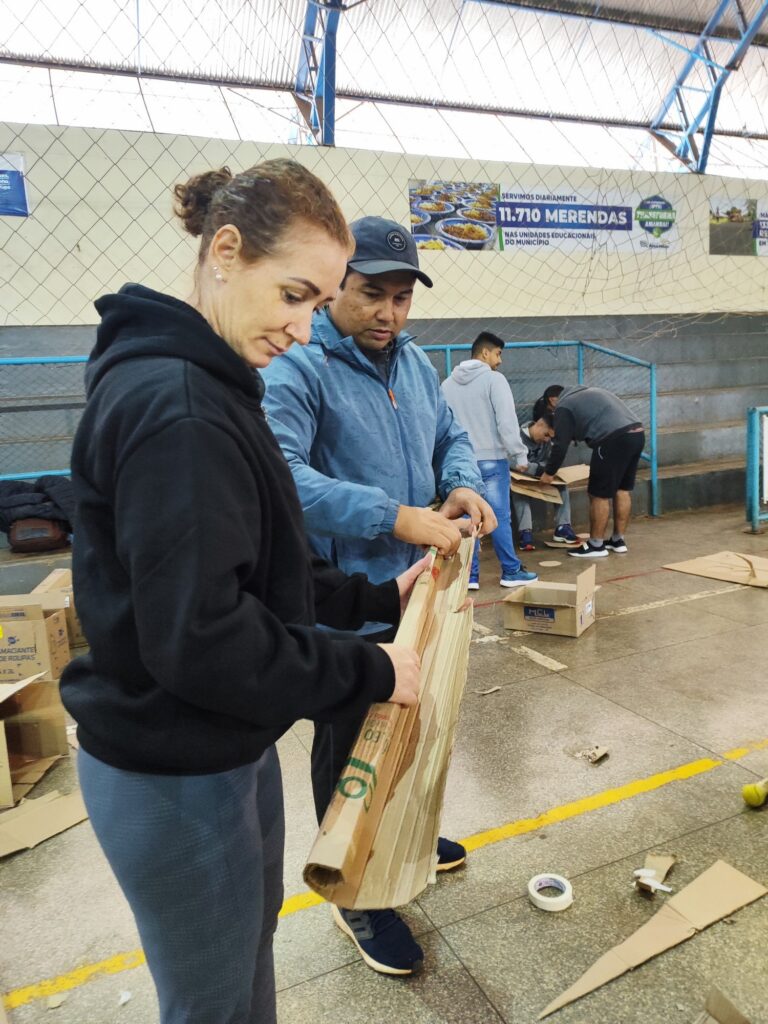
left=602, top=568, right=666, bottom=583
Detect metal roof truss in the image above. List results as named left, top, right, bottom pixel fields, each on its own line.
left=650, top=0, right=768, bottom=172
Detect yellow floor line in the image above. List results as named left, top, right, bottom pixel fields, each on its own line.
left=5, top=737, right=767, bottom=1011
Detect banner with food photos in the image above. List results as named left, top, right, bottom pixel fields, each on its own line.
left=408, top=180, right=678, bottom=253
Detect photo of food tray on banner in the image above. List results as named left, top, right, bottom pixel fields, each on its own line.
left=408, top=179, right=679, bottom=254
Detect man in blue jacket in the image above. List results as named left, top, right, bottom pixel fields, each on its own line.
left=263, top=216, right=495, bottom=978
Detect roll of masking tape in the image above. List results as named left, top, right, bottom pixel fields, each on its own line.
left=527, top=873, right=574, bottom=912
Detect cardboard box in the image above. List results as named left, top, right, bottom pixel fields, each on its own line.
left=0, top=674, right=68, bottom=808
left=31, top=568, right=86, bottom=647
left=0, top=599, right=70, bottom=682
left=503, top=565, right=596, bottom=638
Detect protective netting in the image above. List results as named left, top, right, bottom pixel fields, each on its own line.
left=0, top=361, right=85, bottom=477
left=2, top=118, right=767, bottom=328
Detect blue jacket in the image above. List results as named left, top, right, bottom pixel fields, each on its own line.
left=262, top=309, right=482, bottom=583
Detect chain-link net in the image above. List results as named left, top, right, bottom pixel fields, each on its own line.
left=0, top=360, right=86, bottom=477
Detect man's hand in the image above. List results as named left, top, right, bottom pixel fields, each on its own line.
left=439, top=487, right=498, bottom=537
left=394, top=505, right=462, bottom=556
left=395, top=553, right=433, bottom=616
left=513, top=463, right=528, bottom=473
left=539, top=472, right=555, bottom=484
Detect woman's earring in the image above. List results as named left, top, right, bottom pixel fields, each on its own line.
left=212, top=265, right=223, bottom=282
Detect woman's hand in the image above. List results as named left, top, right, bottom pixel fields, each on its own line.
left=395, top=553, right=433, bottom=616
left=378, top=644, right=421, bottom=706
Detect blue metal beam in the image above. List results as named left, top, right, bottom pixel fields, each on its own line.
left=651, top=0, right=768, bottom=173
left=294, top=1, right=344, bottom=146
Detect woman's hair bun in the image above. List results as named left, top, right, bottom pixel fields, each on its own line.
left=173, top=167, right=233, bottom=237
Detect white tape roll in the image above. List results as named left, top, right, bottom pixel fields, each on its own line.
left=527, top=873, right=574, bottom=912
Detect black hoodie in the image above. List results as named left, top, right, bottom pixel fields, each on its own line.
left=60, top=285, right=398, bottom=774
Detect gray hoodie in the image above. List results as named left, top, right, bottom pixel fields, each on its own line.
left=441, top=360, right=527, bottom=464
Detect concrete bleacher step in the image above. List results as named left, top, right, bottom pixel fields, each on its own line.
left=655, top=385, right=768, bottom=427
left=657, top=420, right=743, bottom=465
left=530, top=456, right=746, bottom=531
left=657, top=357, right=768, bottom=390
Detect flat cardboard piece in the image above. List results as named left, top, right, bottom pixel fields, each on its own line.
left=0, top=789, right=87, bottom=857
left=664, top=551, right=768, bottom=589
left=551, top=464, right=590, bottom=486
left=503, top=565, right=596, bottom=638
left=693, top=988, right=752, bottom=1024
left=539, top=860, right=767, bottom=1019
left=0, top=602, right=70, bottom=682
left=510, top=473, right=563, bottom=505
left=31, top=569, right=86, bottom=647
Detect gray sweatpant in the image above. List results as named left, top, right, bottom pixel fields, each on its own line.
left=78, top=745, right=285, bottom=1024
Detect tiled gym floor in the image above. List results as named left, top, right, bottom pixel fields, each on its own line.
left=3, top=506, right=767, bottom=1023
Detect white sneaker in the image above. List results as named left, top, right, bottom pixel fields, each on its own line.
left=467, top=581, right=480, bottom=591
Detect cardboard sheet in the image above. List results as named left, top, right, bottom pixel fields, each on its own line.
left=693, top=988, right=752, bottom=1024
left=0, top=790, right=87, bottom=857
left=539, top=861, right=767, bottom=1018
left=510, top=476, right=563, bottom=505
left=550, top=464, right=590, bottom=486
left=664, top=551, right=768, bottom=588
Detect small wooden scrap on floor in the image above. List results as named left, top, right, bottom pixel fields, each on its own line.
left=471, top=621, right=492, bottom=636
left=474, top=686, right=501, bottom=696
left=577, top=745, right=609, bottom=764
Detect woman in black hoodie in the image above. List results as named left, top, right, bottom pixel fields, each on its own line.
left=61, top=160, right=425, bottom=1024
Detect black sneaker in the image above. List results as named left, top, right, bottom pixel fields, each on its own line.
left=568, top=541, right=608, bottom=558
left=332, top=906, right=424, bottom=975
left=436, top=836, right=467, bottom=872
left=605, top=537, right=628, bottom=553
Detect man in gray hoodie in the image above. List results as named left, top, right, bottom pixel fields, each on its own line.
left=539, top=384, right=645, bottom=557
left=442, top=332, right=538, bottom=589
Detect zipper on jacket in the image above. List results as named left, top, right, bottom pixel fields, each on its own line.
left=388, top=388, right=398, bottom=410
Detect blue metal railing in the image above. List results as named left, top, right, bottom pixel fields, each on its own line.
left=421, top=340, right=659, bottom=516
left=746, top=406, right=768, bottom=532
left=0, top=345, right=659, bottom=514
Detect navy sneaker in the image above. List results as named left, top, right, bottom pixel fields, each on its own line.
left=436, top=836, right=467, bottom=872
left=519, top=529, right=535, bottom=551
left=552, top=524, right=578, bottom=544
left=605, top=536, right=628, bottom=553
left=500, top=568, right=538, bottom=588
left=569, top=541, right=608, bottom=558
left=332, top=905, right=424, bottom=975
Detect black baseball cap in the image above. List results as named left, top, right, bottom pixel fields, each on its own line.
left=347, top=216, right=433, bottom=288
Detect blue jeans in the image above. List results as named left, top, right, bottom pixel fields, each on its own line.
left=78, top=746, right=285, bottom=1024
left=471, top=459, right=521, bottom=580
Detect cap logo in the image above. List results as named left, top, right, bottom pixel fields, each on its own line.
left=386, top=230, right=407, bottom=252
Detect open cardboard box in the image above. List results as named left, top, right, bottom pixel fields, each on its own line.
left=0, top=598, right=70, bottom=682
left=0, top=673, right=68, bottom=808
left=503, top=565, right=596, bottom=638
left=31, top=568, right=86, bottom=647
